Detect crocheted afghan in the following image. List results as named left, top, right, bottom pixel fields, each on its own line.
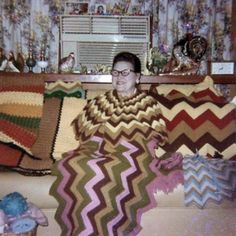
left=183, top=154, right=236, bottom=208
left=0, top=77, right=44, bottom=154
left=50, top=90, right=168, bottom=236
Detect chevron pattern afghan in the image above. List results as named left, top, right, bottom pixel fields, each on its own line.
left=0, top=76, right=44, bottom=154
left=150, top=77, right=236, bottom=160
left=183, top=154, right=236, bottom=208
left=44, top=79, right=85, bottom=98
left=50, top=90, right=168, bottom=236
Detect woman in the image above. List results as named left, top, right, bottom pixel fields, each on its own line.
left=50, top=52, right=168, bottom=236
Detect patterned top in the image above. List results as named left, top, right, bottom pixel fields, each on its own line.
left=73, top=89, right=168, bottom=149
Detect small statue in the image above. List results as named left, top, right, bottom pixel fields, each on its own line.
left=0, top=50, right=23, bottom=72
left=163, top=34, right=207, bottom=75
left=59, top=52, right=75, bottom=73
left=7, top=51, right=21, bottom=72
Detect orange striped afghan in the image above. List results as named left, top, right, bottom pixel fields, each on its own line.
left=0, top=77, right=45, bottom=155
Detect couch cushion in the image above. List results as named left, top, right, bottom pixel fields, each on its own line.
left=51, top=97, right=86, bottom=160
left=0, top=171, right=234, bottom=211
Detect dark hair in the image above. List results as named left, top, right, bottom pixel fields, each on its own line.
left=112, top=52, right=141, bottom=73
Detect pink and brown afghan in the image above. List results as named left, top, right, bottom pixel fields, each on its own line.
left=50, top=90, right=168, bottom=236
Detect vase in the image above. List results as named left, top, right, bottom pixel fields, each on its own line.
left=37, top=60, right=48, bottom=73
left=26, top=54, right=36, bottom=73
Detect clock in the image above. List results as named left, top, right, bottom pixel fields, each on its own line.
left=210, top=62, right=235, bottom=75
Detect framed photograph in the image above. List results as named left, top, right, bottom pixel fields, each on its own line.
left=65, top=2, right=88, bottom=15
left=95, top=4, right=106, bottom=15
left=210, top=61, right=235, bottom=75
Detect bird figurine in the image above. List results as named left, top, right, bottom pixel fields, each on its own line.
left=7, top=51, right=20, bottom=72
left=59, top=52, right=75, bottom=73
left=0, top=49, right=24, bottom=72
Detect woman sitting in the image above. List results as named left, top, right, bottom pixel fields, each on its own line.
left=50, top=52, right=168, bottom=236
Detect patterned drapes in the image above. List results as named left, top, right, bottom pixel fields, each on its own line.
left=0, top=0, right=233, bottom=73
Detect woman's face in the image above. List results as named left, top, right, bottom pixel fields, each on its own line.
left=112, top=61, right=140, bottom=97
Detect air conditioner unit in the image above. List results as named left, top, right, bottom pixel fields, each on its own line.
left=60, top=15, right=150, bottom=72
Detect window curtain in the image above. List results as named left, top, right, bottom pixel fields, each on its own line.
left=0, top=0, right=233, bottom=73
left=153, top=0, right=233, bottom=61
left=0, top=0, right=62, bottom=73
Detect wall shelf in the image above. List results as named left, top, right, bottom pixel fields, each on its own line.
left=0, top=72, right=236, bottom=84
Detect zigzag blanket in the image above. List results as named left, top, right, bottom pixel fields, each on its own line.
left=50, top=90, right=168, bottom=236
left=183, top=154, right=236, bottom=208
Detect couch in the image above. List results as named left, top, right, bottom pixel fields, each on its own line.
left=0, top=74, right=236, bottom=236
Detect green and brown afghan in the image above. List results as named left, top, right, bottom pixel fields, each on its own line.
left=50, top=89, right=168, bottom=236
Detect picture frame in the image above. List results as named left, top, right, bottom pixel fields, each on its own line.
left=95, top=4, right=106, bottom=15
left=210, top=61, right=235, bottom=75
left=65, top=2, right=88, bottom=15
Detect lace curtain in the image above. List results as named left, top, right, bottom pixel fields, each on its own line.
left=0, top=0, right=233, bottom=73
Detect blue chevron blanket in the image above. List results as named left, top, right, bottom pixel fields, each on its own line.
left=183, top=154, right=236, bottom=208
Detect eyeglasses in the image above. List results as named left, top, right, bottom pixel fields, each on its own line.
left=111, top=68, right=135, bottom=77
